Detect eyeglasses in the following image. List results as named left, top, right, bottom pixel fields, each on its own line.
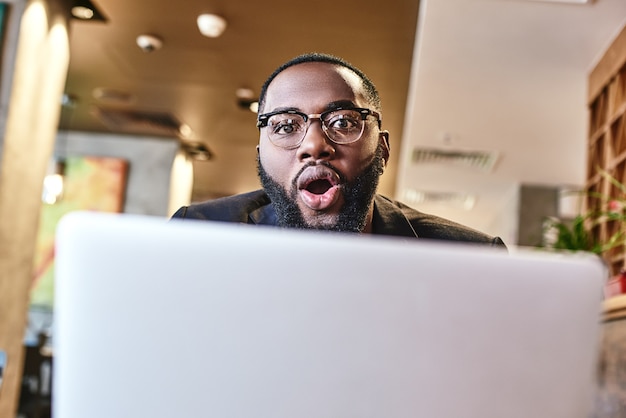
left=256, top=107, right=382, bottom=150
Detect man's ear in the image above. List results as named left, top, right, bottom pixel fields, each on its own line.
left=380, top=131, right=390, bottom=166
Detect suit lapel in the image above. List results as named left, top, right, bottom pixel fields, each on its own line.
left=372, top=195, right=419, bottom=238
left=248, top=197, right=277, bottom=225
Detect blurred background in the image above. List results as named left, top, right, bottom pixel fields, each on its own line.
left=54, top=0, right=626, bottom=246
left=3, top=0, right=626, bottom=416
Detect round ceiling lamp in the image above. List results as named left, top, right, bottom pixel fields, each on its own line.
left=197, top=14, right=227, bottom=38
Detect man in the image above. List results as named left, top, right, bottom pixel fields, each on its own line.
left=173, top=53, right=505, bottom=247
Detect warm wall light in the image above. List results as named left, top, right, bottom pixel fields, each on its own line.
left=197, top=13, right=227, bottom=38
left=167, top=149, right=194, bottom=216
left=42, top=158, right=66, bottom=204
left=44, top=94, right=75, bottom=205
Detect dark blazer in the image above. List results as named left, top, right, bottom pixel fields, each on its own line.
left=173, top=190, right=506, bottom=247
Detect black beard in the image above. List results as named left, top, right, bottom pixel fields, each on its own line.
left=257, top=144, right=385, bottom=233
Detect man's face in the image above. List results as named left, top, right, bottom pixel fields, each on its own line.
left=257, top=62, right=389, bottom=231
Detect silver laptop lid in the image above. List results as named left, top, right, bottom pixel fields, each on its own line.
left=54, top=211, right=604, bottom=418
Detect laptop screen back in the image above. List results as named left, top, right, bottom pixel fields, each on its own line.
left=53, top=211, right=604, bottom=418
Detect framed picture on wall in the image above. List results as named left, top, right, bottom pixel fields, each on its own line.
left=31, top=156, right=129, bottom=311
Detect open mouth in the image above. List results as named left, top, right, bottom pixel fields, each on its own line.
left=306, top=179, right=334, bottom=195
left=296, top=165, right=342, bottom=210
left=298, top=168, right=340, bottom=193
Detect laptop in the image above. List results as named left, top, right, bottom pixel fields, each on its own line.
left=53, top=211, right=605, bottom=418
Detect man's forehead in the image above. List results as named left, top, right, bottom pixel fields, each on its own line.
left=264, top=62, right=365, bottom=110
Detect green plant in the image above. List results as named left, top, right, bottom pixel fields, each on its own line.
left=545, top=214, right=602, bottom=254
left=542, top=168, right=626, bottom=257
left=544, top=213, right=624, bottom=255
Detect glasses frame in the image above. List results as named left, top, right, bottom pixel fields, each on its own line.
left=256, top=107, right=382, bottom=149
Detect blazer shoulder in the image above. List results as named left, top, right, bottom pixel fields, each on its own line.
left=378, top=196, right=506, bottom=247
left=171, top=190, right=271, bottom=223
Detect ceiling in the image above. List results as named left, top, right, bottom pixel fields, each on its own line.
left=62, top=0, right=626, bottom=242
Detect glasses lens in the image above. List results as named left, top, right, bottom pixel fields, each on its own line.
left=322, top=109, right=365, bottom=144
left=267, top=113, right=307, bottom=148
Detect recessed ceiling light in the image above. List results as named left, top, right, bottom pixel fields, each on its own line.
left=136, top=34, right=163, bottom=52
left=71, top=6, right=93, bottom=19
left=236, top=88, right=259, bottom=113
left=236, top=88, right=255, bottom=100
left=70, top=0, right=107, bottom=21
left=179, top=124, right=193, bottom=139
left=197, top=14, right=227, bottom=38
left=237, top=98, right=259, bottom=113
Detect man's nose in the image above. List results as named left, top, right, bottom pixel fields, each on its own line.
left=296, top=120, right=335, bottom=161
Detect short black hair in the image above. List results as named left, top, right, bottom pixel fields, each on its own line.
left=258, top=52, right=381, bottom=114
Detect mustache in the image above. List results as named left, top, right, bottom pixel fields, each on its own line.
left=290, top=161, right=347, bottom=191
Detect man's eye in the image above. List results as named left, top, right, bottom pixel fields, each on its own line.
left=328, top=115, right=359, bottom=131
left=272, top=119, right=301, bottom=135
